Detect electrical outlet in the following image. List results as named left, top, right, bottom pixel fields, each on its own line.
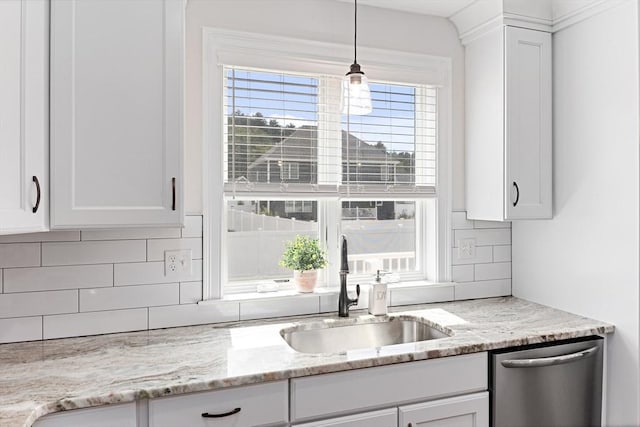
left=458, top=238, right=476, bottom=259
left=165, top=249, right=192, bottom=279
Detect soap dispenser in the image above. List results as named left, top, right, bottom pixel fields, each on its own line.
left=368, top=270, right=388, bottom=316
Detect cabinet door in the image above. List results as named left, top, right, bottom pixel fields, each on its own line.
left=50, top=0, right=184, bottom=229
left=398, top=392, right=488, bottom=427
left=294, top=408, right=397, bottom=427
left=0, top=0, right=49, bottom=234
left=504, top=26, right=552, bottom=219
left=33, top=403, right=137, bottom=427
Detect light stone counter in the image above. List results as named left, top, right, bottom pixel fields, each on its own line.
left=0, top=297, right=614, bottom=427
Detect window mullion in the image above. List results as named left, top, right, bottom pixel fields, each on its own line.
left=321, top=198, right=340, bottom=288
left=317, top=76, right=342, bottom=187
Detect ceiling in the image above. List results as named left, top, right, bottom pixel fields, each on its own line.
left=336, top=0, right=477, bottom=18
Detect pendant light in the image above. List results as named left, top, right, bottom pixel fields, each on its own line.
left=341, top=0, right=372, bottom=115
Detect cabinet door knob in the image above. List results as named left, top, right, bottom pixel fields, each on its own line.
left=172, top=177, right=176, bottom=211
left=512, top=181, right=520, bottom=207
left=201, top=407, right=241, bottom=418
left=32, top=176, right=41, bottom=213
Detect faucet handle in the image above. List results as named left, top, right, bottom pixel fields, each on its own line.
left=349, top=284, right=360, bottom=308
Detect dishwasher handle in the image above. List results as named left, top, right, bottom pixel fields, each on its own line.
left=501, top=345, right=599, bottom=368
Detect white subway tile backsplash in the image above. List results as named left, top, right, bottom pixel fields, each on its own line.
left=3, top=264, right=113, bottom=293
left=454, top=229, right=511, bottom=246
left=493, top=245, right=511, bottom=262
left=0, top=212, right=513, bottom=343
left=149, top=302, right=239, bottom=329
left=390, top=284, right=455, bottom=306
left=180, top=281, right=203, bottom=304
left=0, top=290, right=77, bottom=318
left=182, top=216, right=203, bottom=238
left=240, top=295, right=319, bottom=320
left=0, top=231, right=80, bottom=243
left=81, top=228, right=181, bottom=241
left=80, top=283, right=179, bottom=312
left=452, top=265, right=474, bottom=283
left=455, top=279, right=511, bottom=300
left=146, top=238, right=202, bottom=261
left=44, top=308, right=148, bottom=339
left=42, top=240, right=146, bottom=266
left=0, top=317, right=42, bottom=343
left=114, top=260, right=202, bottom=286
left=452, top=211, right=474, bottom=230
left=0, top=243, right=40, bottom=268
left=451, top=245, right=492, bottom=265
left=474, top=262, right=511, bottom=281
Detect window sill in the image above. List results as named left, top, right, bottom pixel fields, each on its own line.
left=198, top=281, right=456, bottom=321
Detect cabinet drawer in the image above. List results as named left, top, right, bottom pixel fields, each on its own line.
left=399, top=392, right=489, bottom=427
left=294, top=408, right=397, bottom=427
left=291, top=353, right=487, bottom=422
left=148, top=381, right=288, bottom=427
left=33, top=403, right=137, bottom=427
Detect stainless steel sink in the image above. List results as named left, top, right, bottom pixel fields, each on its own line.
left=280, top=317, right=450, bottom=354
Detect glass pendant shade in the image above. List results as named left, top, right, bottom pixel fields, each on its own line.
left=341, top=65, right=372, bottom=115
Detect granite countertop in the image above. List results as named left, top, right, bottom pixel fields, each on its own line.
left=0, top=297, right=614, bottom=427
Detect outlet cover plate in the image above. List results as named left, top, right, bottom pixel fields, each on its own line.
left=458, top=238, right=476, bottom=259
left=165, top=249, right=193, bottom=278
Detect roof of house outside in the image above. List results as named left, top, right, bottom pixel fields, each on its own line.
left=247, top=126, right=399, bottom=170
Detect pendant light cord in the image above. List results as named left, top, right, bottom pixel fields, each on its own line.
left=354, top=0, right=358, bottom=64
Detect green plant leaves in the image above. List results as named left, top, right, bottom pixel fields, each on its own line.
left=279, top=235, right=328, bottom=272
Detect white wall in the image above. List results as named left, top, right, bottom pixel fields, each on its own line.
left=184, top=0, right=466, bottom=213
left=512, top=2, right=640, bottom=425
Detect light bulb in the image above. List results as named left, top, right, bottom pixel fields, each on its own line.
left=341, top=72, right=372, bottom=115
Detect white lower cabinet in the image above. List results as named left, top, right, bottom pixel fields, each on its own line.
left=33, top=403, right=137, bottom=427
left=399, top=392, right=489, bottom=427
left=30, top=353, right=489, bottom=427
left=294, top=408, right=398, bottom=427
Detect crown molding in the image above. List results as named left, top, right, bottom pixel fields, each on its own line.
left=450, top=0, right=630, bottom=43
left=552, top=0, right=628, bottom=32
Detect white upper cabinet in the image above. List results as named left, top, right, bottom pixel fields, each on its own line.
left=465, top=26, right=552, bottom=221
left=0, top=0, right=49, bottom=235
left=50, top=0, right=184, bottom=229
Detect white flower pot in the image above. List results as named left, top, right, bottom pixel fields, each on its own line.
left=293, top=270, right=318, bottom=293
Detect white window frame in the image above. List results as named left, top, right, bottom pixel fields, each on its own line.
left=202, top=28, right=452, bottom=300
left=280, top=162, right=300, bottom=181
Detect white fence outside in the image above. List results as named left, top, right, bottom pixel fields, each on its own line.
left=227, top=212, right=417, bottom=281
left=228, top=209, right=316, bottom=232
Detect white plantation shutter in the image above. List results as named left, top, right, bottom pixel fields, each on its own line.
left=223, top=66, right=437, bottom=198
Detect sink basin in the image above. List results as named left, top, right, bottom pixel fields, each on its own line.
left=280, top=316, right=450, bottom=354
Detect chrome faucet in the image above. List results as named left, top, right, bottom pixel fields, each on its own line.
left=339, top=235, right=360, bottom=317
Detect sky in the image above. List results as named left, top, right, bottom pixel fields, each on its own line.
left=224, top=68, right=436, bottom=155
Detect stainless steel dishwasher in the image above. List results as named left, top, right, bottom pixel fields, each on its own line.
left=491, top=336, right=604, bottom=427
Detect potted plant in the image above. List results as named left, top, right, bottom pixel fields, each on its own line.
left=280, top=235, right=328, bottom=293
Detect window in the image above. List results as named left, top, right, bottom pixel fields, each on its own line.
left=280, top=163, right=300, bottom=181
left=203, top=30, right=451, bottom=299
left=222, top=66, right=437, bottom=293
left=285, top=201, right=313, bottom=214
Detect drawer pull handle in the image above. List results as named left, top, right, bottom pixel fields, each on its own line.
left=32, top=176, right=41, bottom=213
left=512, top=181, right=519, bottom=207
left=172, top=177, right=176, bottom=211
left=201, top=407, right=241, bottom=418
